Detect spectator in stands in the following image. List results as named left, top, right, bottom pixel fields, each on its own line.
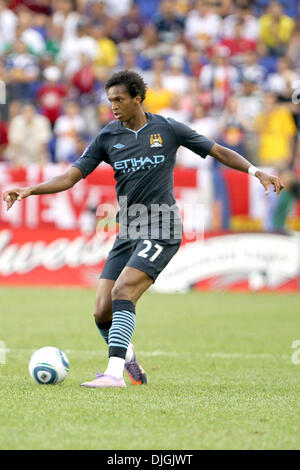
left=200, top=44, right=239, bottom=109
left=219, top=18, right=256, bottom=65
left=213, top=0, right=233, bottom=18
left=255, top=39, right=278, bottom=75
left=7, top=99, right=22, bottom=122
left=92, top=24, right=119, bottom=70
left=136, top=24, right=169, bottom=68
left=235, top=77, right=264, bottom=164
left=83, top=0, right=112, bottom=29
left=180, top=76, right=213, bottom=115
left=0, top=0, right=17, bottom=49
left=9, top=0, right=52, bottom=16
left=259, top=0, right=294, bottom=57
left=0, top=0, right=298, bottom=180
left=223, top=3, right=259, bottom=42
left=45, top=21, right=63, bottom=62
left=52, top=0, right=80, bottom=40
left=185, top=47, right=204, bottom=79
left=184, top=0, right=222, bottom=50
left=254, top=93, right=297, bottom=168
left=31, top=12, right=48, bottom=43
left=117, top=47, right=144, bottom=77
left=240, top=50, right=267, bottom=86
left=16, top=8, right=46, bottom=56
left=154, top=0, right=185, bottom=45
left=143, top=70, right=174, bottom=114
left=71, top=53, right=95, bottom=99
left=98, top=103, right=113, bottom=129
left=59, top=20, right=97, bottom=78
left=144, top=55, right=165, bottom=86
left=177, top=102, right=217, bottom=168
left=54, top=101, right=85, bottom=162
left=117, top=3, right=145, bottom=43
left=190, top=102, right=217, bottom=141
left=265, top=56, right=299, bottom=101
left=160, top=93, right=189, bottom=123
left=104, top=0, right=132, bottom=17
left=4, top=39, right=40, bottom=101
left=162, top=55, right=189, bottom=94
left=7, top=103, right=51, bottom=166
left=37, top=65, right=67, bottom=127
left=176, top=101, right=230, bottom=230
left=287, top=20, right=300, bottom=74
left=71, top=52, right=99, bottom=136
left=218, top=95, right=246, bottom=156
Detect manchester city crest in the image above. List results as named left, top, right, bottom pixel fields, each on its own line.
left=150, top=134, right=163, bottom=148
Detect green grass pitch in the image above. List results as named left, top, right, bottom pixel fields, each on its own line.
left=0, top=287, right=300, bottom=450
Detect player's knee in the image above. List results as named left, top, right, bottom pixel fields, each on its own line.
left=111, top=280, right=135, bottom=302
left=94, top=301, right=112, bottom=324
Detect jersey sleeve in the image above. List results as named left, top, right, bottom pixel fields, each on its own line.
left=167, top=117, right=215, bottom=158
left=72, top=133, right=108, bottom=178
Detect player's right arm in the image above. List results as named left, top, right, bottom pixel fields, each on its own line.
left=2, top=167, right=83, bottom=211
left=3, top=128, right=107, bottom=211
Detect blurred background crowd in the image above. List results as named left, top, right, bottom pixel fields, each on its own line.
left=0, top=0, right=299, bottom=167
left=0, top=0, right=300, bottom=231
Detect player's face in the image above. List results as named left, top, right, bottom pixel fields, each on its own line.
left=107, top=85, right=141, bottom=122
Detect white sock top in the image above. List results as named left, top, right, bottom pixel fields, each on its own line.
left=104, top=356, right=125, bottom=379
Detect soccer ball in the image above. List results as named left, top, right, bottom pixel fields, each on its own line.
left=28, top=346, right=69, bottom=384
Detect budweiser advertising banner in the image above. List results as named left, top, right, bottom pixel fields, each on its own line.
left=0, top=228, right=114, bottom=286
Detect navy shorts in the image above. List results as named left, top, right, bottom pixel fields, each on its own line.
left=100, top=236, right=181, bottom=282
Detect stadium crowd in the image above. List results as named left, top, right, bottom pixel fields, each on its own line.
left=0, top=0, right=299, bottom=169
left=0, top=0, right=300, bottom=232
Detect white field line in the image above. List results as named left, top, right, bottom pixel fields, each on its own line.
left=1, top=348, right=290, bottom=360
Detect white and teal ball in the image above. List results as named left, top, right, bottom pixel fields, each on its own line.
left=29, top=347, right=69, bottom=384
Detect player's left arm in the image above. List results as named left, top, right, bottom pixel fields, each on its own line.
left=209, top=143, right=284, bottom=196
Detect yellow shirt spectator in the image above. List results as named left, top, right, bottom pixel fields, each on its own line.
left=94, top=38, right=118, bottom=69
left=259, top=14, right=294, bottom=48
left=254, top=105, right=297, bottom=166
left=144, top=87, right=174, bottom=114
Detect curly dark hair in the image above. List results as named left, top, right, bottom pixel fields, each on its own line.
left=105, top=70, right=147, bottom=103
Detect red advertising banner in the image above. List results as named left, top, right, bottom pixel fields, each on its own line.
left=0, top=228, right=114, bottom=287
left=1, top=163, right=300, bottom=233
left=0, top=163, right=205, bottom=231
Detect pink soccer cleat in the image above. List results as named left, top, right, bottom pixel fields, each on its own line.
left=80, top=373, right=126, bottom=388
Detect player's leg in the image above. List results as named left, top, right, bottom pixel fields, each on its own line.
left=105, top=267, right=153, bottom=384
left=93, top=276, right=147, bottom=383
left=106, top=238, right=181, bottom=385
left=93, top=236, right=133, bottom=347
left=81, top=238, right=181, bottom=388
left=81, top=267, right=152, bottom=388
left=94, top=278, right=114, bottom=345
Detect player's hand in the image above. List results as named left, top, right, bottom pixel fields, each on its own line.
left=255, top=171, right=284, bottom=197
left=2, top=187, right=32, bottom=210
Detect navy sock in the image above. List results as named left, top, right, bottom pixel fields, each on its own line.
left=109, top=300, right=136, bottom=359
left=95, top=320, right=112, bottom=345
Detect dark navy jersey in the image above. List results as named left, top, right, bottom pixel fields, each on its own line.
left=72, top=112, right=215, bottom=239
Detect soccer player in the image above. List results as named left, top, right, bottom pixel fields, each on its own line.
left=3, top=70, right=283, bottom=388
